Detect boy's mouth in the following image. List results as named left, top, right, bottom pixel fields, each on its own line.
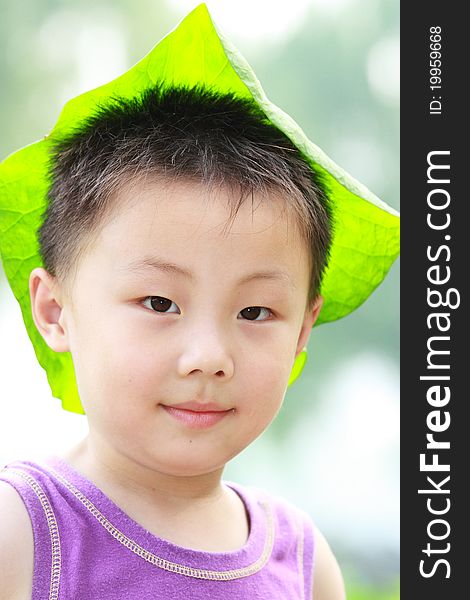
left=160, top=401, right=235, bottom=429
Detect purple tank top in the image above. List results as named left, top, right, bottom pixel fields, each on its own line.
left=0, top=457, right=315, bottom=599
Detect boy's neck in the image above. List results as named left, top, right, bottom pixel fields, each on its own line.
left=61, top=435, right=227, bottom=508
left=58, top=435, right=250, bottom=552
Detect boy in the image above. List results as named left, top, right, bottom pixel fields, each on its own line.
left=0, top=5, right=399, bottom=598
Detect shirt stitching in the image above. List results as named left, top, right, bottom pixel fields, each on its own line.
left=50, top=467, right=275, bottom=581
left=2, top=468, right=61, bottom=600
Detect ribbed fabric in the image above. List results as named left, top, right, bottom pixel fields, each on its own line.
left=0, top=457, right=315, bottom=599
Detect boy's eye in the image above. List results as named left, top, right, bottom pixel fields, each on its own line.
left=238, top=307, right=273, bottom=321
left=143, top=296, right=180, bottom=314
left=142, top=297, right=272, bottom=321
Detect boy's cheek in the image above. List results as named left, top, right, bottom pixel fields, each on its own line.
left=70, top=336, right=165, bottom=409
left=238, top=364, right=287, bottom=416
left=247, top=342, right=296, bottom=384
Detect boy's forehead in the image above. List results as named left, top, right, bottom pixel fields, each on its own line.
left=84, top=177, right=311, bottom=282
left=103, top=177, right=306, bottom=249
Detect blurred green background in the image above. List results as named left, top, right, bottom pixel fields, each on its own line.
left=0, top=0, right=399, bottom=597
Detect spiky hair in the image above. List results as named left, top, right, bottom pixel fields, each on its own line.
left=39, top=84, right=332, bottom=306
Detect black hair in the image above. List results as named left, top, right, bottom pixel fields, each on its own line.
left=39, top=84, right=332, bottom=307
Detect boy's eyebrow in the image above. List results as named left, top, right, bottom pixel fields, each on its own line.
left=121, top=256, right=297, bottom=288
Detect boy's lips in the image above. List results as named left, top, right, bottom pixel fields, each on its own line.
left=160, top=401, right=235, bottom=429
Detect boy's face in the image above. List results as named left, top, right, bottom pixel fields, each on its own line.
left=36, top=178, right=321, bottom=477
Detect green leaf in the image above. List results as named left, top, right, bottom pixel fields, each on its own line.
left=0, top=3, right=399, bottom=413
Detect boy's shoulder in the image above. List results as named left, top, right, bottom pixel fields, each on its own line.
left=310, top=521, right=346, bottom=600
left=228, top=480, right=315, bottom=532
left=0, top=480, right=34, bottom=600
left=227, top=481, right=346, bottom=600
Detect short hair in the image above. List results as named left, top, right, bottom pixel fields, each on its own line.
left=39, top=84, right=332, bottom=308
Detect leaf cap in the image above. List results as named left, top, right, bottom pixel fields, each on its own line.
left=0, top=4, right=399, bottom=413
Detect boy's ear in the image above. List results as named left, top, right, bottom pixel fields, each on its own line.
left=29, top=267, right=70, bottom=353
left=294, top=295, right=323, bottom=357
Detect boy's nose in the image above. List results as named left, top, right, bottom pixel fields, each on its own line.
left=176, top=328, right=235, bottom=381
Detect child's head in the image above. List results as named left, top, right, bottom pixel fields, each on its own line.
left=29, top=85, right=332, bottom=475
left=39, top=85, right=332, bottom=312
left=0, top=3, right=400, bottom=421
